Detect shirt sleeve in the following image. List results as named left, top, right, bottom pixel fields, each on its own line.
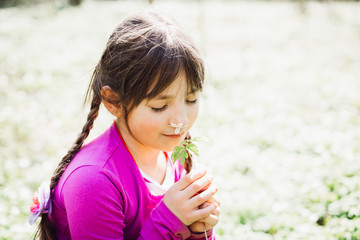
left=139, top=200, right=192, bottom=239
left=139, top=200, right=216, bottom=240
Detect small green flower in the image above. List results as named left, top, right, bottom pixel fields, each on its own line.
left=171, top=137, right=206, bottom=166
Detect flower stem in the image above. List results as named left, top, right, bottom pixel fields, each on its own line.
left=204, top=223, right=208, bottom=240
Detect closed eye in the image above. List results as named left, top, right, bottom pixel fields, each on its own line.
left=151, top=105, right=168, bottom=112
left=186, top=99, right=198, bottom=104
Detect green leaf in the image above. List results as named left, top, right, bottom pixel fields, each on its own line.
left=176, top=148, right=187, bottom=163
left=172, top=146, right=183, bottom=158
left=171, top=135, right=206, bottom=166
left=171, top=151, right=178, bottom=163
left=180, top=156, right=186, bottom=165
left=185, top=149, right=189, bottom=158
left=171, top=146, right=186, bottom=163
left=188, top=147, right=199, bottom=156
left=171, top=153, right=177, bottom=164
left=185, top=143, right=196, bottom=149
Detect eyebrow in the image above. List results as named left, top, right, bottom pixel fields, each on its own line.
left=153, top=94, right=174, bottom=100
left=152, top=91, right=198, bottom=100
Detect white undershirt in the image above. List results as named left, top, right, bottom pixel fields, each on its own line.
left=139, top=158, right=175, bottom=196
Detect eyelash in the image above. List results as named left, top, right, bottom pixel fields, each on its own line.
left=152, top=105, right=168, bottom=112
left=151, top=99, right=198, bottom=113
left=186, top=99, right=198, bottom=105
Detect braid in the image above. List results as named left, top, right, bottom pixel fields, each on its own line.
left=33, top=92, right=101, bottom=240
left=184, top=133, right=193, bottom=173
left=50, top=92, right=101, bottom=189
left=184, top=158, right=193, bottom=173
left=37, top=214, right=56, bottom=240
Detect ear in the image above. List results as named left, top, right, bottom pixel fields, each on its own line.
left=101, top=86, right=121, bottom=117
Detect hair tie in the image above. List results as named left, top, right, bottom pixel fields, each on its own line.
left=28, top=182, right=52, bottom=225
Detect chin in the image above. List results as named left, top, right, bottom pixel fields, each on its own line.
left=163, top=142, right=182, bottom=152
left=163, top=145, right=178, bottom=152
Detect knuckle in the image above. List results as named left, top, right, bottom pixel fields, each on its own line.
left=196, top=194, right=206, bottom=204
left=190, top=170, right=205, bottom=180
left=192, top=182, right=202, bottom=190
left=199, top=211, right=210, bottom=219
left=183, top=175, right=192, bottom=184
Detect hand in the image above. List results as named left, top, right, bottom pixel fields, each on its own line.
left=189, top=196, right=221, bottom=233
left=163, top=170, right=218, bottom=226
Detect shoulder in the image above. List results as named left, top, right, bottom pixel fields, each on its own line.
left=54, top=123, right=130, bottom=202
left=53, top=162, right=133, bottom=220
left=72, top=123, right=122, bottom=167
left=62, top=165, right=123, bottom=200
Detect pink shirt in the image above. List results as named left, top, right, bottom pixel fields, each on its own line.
left=49, top=122, right=215, bottom=239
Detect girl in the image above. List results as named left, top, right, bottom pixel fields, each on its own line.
left=30, top=11, right=220, bottom=240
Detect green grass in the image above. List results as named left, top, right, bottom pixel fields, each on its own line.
left=1, top=0, right=360, bottom=239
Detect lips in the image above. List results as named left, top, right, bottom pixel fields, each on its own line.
left=163, top=134, right=182, bottom=138
left=163, top=132, right=184, bottom=138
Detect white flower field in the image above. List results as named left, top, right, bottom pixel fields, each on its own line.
left=1, top=0, right=360, bottom=239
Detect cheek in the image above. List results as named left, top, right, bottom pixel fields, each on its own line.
left=131, top=111, right=164, bottom=133
left=145, top=117, right=163, bottom=131
left=188, top=104, right=199, bottom=126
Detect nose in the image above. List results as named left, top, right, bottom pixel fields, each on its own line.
left=169, top=103, right=188, bottom=127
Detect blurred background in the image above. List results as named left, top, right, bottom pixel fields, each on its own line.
left=1, top=0, right=360, bottom=239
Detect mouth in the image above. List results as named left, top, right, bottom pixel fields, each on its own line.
left=162, top=133, right=184, bottom=139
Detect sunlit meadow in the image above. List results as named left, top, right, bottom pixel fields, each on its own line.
left=1, top=1, right=360, bottom=239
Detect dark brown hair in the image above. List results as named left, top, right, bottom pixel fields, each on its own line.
left=34, top=11, right=204, bottom=239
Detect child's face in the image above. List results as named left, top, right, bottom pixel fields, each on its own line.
left=123, top=69, right=200, bottom=152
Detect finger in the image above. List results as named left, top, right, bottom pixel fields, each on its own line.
left=191, top=202, right=217, bottom=221
left=211, top=205, right=221, bottom=216
left=182, top=172, right=213, bottom=198
left=199, top=201, right=221, bottom=216
left=188, top=185, right=218, bottom=209
left=206, top=195, right=220, bottom=206
left=173, top=170, right=207, bottom=191
left=200, top=212, right=219, bottom=227
left=199, top=201, right=211, bottom=209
